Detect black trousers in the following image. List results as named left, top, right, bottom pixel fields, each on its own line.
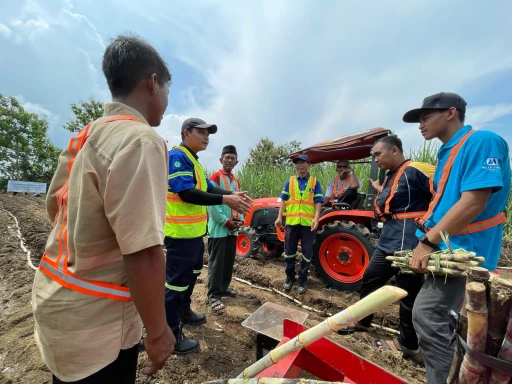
left=52, top=345, right=139, bottom=384
left=358, top=247, right=424, bottom=350
left=164, top=237, right=204, bottom=338
left=207, top=236, right=237, bottom=301
left=284, top=225, right=315, bottom=280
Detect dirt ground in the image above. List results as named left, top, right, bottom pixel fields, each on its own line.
left=1, top=194, right=511, bottom=384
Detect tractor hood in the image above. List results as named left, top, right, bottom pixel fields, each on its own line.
left=289, top=127, right=391, bottom=164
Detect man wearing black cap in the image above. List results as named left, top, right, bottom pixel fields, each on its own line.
left=165, top=118, right=252, bottom=354
left=403, top=93, right=510, bottom=383
left=274, top=154, right=324, bottom=294
left=206, top=145, right=243, bottom=313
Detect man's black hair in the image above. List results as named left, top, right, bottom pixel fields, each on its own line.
left=102, top=34, right=171, bottom=98
left=375, top=135, right=403, bottom=153
left=457, top=109, right=465, bottom=125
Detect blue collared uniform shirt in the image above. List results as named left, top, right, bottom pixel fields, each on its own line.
left=416, top=125, right=510, bottom=271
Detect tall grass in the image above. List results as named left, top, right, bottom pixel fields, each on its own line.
left=207, top=140, right=512, bottom=240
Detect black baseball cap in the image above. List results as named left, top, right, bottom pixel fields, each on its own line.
left=403, top=92, right=467, bottom=123
left=221, top=145, right=237, bottom=156
left=292, top=154, right=311, bottom=164
left=181, top=117, right=217, bottom=134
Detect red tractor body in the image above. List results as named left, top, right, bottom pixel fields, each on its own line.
left=237, top=127, right=391, bottom=291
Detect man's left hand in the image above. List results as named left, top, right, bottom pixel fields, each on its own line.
left=233, top=191, right=253, bottom=204
left=311, top=218, right=319, bottom=231
left=410, top=242, right=432, bottom=273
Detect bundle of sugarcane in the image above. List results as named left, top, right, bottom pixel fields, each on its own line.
left=447, top=268, right=512, bottom=384
left=387, top=232, right=485, bottom=277
left=386, top=248, right=485, bottom=277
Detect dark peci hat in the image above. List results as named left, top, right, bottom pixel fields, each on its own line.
left=181, top=117, right=217, bottom=134
left=221, top=145, right=237, bottom=156
left=403, top=92, right=467, bottom=123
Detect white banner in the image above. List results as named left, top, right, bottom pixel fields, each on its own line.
left=7, top=180, right=47, bottom=194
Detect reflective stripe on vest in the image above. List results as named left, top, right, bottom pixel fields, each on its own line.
left=285, top=176, right=316, bottom=226
left=164, top=146, right=208, bottom=238
left=220, top=173, right=240, bottom=220
left=416, top=130, right=506, bottom=235
left=373, top=160, right=426, bottom=222
left=38, top=114, right=140, bottom=302
left=331, top=177, right=350, bottom=200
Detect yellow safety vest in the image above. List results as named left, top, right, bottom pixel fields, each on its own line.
left=284, top=176, right=317, bottom=226
left=164, top=146, right=208, bottom=239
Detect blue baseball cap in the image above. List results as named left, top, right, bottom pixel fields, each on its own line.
left=292, top=154, right=310, bottom=164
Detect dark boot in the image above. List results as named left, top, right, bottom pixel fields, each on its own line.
left=283, top=276, right=296, bottom=291
left=297, top=278, right=308, bottom=294
left=173, top=328, right=200, bottom=355
left=180, top=308, right=206, bottom=326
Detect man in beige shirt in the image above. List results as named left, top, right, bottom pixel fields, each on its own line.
left=32, top=35, right=174, bottom=383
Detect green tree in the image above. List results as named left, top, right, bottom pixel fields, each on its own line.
left=0, top=94, right=61, bottom=185
left=246, top=138, right=302, bottom=169
left=63, top=98, right=104, bottom=132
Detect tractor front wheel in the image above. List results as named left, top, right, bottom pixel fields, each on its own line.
left=236, top=226, right=260, bottom=258
left=313, top=220, right=376, bottom=291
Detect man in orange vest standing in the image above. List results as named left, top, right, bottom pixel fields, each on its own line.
left=32, top=35, right=175, bottom=383
left=404, top=92, right=511, bottom=383
left=338, top=135, right=434, bottom=359
left=324, top=159, right=360, bottom=207
left=165, top=121, right=252, bottom=355
left=207, top=145, right=244, bottom=313
left=275, top=154, right=323, bottom=294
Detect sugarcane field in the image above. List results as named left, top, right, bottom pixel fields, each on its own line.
left=0, top=193, right=511, bottom=383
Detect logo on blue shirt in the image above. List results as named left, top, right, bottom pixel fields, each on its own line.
left=486, top=158, right=498, bottom=166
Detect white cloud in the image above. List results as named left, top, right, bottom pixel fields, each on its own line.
left=15, top=95, right=54, bottom=118
left=466, top=104, right=512, bottom=130
left=0, top=23, right=12, bottom=38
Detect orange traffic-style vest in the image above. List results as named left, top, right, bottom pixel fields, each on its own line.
left=416, top=130, right=506, bottom=234
left=219, top=173, right=241, bottom=220
left=38, top=115, right=140, bottom=302
left=331, top=177, right=351, bottom=200
left=374, top=160, right=429, bottom=222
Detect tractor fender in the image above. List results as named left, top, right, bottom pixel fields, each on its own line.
left=317, top=210, right=375, bottom=229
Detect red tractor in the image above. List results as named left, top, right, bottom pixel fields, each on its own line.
left=236, top=128, right=390, bottom=291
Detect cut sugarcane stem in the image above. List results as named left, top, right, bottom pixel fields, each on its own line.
left=486, top=275, right=512, bottom=358
left=203, top=380, right=347, bottom=384
left=236, top=286, right=408, bottom=379
left=489, top=307, right=512, bottom=384
left=458, top=282, right=488, bottom=384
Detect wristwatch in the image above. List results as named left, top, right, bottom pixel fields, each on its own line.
left=418, top=234, right=439, bottom=250
left=348, top=172, right=354, bottom=176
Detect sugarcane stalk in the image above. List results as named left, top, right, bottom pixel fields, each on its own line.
left=203, top=380, right=347, bottom=384
left=236, top=286, right=407, bottom=379
left=486, top=275, right=512, bottom=358
left=489, top=307, right=512, bottom=384
left=458, top=282, right=488, bottom=383
left=427, top=260, right=480, bottom=271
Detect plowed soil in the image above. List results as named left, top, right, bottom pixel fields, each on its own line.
left=1, top=194, right=511, bottom=384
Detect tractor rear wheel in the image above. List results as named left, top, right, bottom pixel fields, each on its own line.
left=260, top=242, right=283, bottom=259
left=313, top=220, right=376, bottom=291
left=236, top=226, right=260, bottom=258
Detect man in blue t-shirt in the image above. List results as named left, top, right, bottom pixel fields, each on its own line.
left=403, top=92, right=511, bottom=384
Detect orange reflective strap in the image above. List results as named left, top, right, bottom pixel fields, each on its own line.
left=166, top=213, right=208, bottom=224
left=332, top=177, right=350, bottom=199
left=392, top=211, right=427, bottom=220
left=39, top=115, right=141, bottom=301
left=167, top=193, right=183, bottom=203
left=457, top=212, right=506, bottom=235
left=285, top=212, right=315, bottom=219
left=384, top=161, right=410, bottom=214
left=417, top=130, right=475, bottom=227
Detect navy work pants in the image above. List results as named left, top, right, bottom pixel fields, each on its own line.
left=358, top=247, right=424, bottom=351
left=284, top=224, right=314, bottom=280
left=164, top=237, right=204, bottom=338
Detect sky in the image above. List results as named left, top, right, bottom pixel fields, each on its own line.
left=1, top=0, right=511, bottom=167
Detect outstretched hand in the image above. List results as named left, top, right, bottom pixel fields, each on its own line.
left=369, top=178, right=382, bottom=193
